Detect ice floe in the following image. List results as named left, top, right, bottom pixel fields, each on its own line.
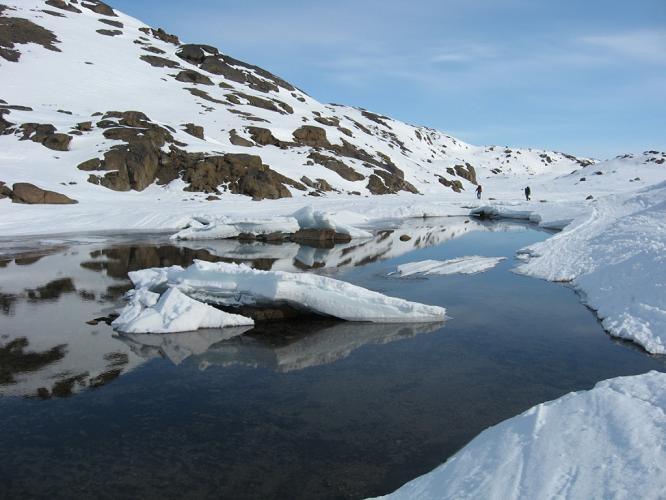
left=115, top=260, right=446, bottom=331
left=374, top=371, right=666, bottom=500
left=112, top=286, right=254, bottom=333
left=393, top=256, right=506, bottom=277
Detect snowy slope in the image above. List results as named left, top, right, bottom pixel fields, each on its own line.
left=1, top=0, right=595, bottom=212
left=373, top=371, right=666, bottom=500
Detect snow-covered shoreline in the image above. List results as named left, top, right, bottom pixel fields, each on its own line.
left=372, top=371, right=666, bottom=500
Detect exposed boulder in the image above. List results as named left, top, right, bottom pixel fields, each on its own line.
left=229, top=129, right=253, bottom=147
left=0, top=110, right=15, bottom=135
left=77, top=158, right=101, bottom=171
left=293, top=125, right=330, bottom=148
left=308, top=152, right=364, bottom=181
left=0, top=9, right=61, bottom=62
left=140, top=55, right=179, bottom=68
left=183, top=123, right=204, bottom=139
left=367, top=170, right=418, bottom=195
left=246, top=126, right=289, bottom=147
left=81, top=1, right=117, bottom=17
left=453, top=163, right=477, bottom=185
left=44, top=0, right=81, bottom=14
left=0, top=181, right=12, bottom=199
left=96, top=29, right=122, bottom=37
left=176, top=44, right=218, bottom=64
left=437, top=176, right=463, bottom=193
left=19, top=123, right=72, bottom=151
left=138, top=27, right=179, bottom=45
left=11, top=183, right=77, bottom=204
left=99, top=19, right=123, bottom=28
left=175, top=69, right=213, bottom=85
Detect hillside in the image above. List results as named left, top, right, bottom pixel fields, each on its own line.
left=1, top=0, right=601, bottom=208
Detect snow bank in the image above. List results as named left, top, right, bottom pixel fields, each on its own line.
left=373, top=371, right=666, bottom=500
left=123, top=260, right=447, bottom=324
left=112, top=286, right=254, bottom=333
left=393, top=256, right=506, bottom=277
left=292, top=206, right=372, bottom=238
left=171, top=215, right=300, bottom=240
left=170, top=207, right=372, bottom=240
left=511, top=182, right=666, bottom=354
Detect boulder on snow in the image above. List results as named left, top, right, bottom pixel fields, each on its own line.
left=292, top=125, right=330, bottom=148
left=183, top=123, right=204, bottom=139
left=175, top=69, right=213, bottom=86
left=81, top=1, right=117, bottom=17
left=11, top=183, right=77, bottom=204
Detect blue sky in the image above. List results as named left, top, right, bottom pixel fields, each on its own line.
left=113, top=0, right=665, bottom=159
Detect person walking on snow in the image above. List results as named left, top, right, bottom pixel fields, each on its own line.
left=476, top=184, right=483, bottom=200
left=524, top=186, right=531, bottom=201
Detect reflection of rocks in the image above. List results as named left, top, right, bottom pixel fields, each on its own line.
left=0, top=337, right=66, bottom=385
left=117, top=321, right=442, bottom=372
left=26, top=277, right=75, bottom=301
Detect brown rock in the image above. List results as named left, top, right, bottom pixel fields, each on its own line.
left=292, top=125, right=330, bottom=148
left=308, top=152, right=364, bottom=181
left=183, top=123, right=204, bottom=139
left=229, top=129, right=253, bottom=147
left=81, top=1, right=116, bottom=16
left=140, top=55, right=179, bottom=68
left=11, top=183, right=77, bottom=204
left=175, top=69, right=213, bottom=85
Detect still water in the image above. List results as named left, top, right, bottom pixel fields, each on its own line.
left=0, top=217, right=664, bottom=499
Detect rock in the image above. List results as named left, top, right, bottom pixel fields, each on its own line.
left=138, top=27, right=179, bottom=45
left=176, top=44, right=218, bottom=64
left=454, top=163, right=478, bottom=185
left=292, top=125, right=330, bottom=148
left=44, top=0, right=82, bottom=14
left=580, top=177, right=586, bottom=182
left=0, top=12, right=62, bottom=62
left=206, top=195, right=219, bottom=201
left=246, top=126, right=288, bottom=147
left=140, top=55, right=180, bottom=68
left=0, top=181, right=12, bottom=199
left=437, top=176, right=464, bottom=193
left=81, top=1, right=117, bottom=16
left=77, top=158, right=101, bottom=171
left=42, top=133, right=72, bottom=151
left=367, top=170, right=418, bottom=195
left=96, top=29, right=122, bottom=37
left=175, top=69, right=213, bottom=85
left=98, top=18, right=123, bottom=28
left=586, top=195, right=594, bottom=200
left=229, top=129, right=253, bottom=147
left=399, top=234, right=411, bottom=241
left=308, top=152, right=364, bottom=181
left=11, top=183, right=77, bottom=204
left=76, top=121, right=92, bottom=131
left=183, top=123, right=204, bottom=139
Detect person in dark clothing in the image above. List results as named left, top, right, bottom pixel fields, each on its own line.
left=476, top=184, right=483, bottom=199
left=524, top=186, right=531, bottom=201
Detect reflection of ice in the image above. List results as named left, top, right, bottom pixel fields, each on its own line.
left=176, top=217, right=532, bottom=273
left=116, top=326, right=254, bottom=365
left=119, top=321, right=443, bottom=372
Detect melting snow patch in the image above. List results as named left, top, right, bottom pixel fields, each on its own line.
left=393, top=256, right=506, bottom=277
left=373, top=371, right=666, bottom=500
left=117, top=260, right=446, bottom=328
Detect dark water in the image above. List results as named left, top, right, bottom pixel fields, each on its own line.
left=0, top=218, right=664, bottom=500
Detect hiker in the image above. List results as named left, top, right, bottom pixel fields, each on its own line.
left=475, top=184, right=483, bottom=200
left=524, top=186, right=531, bottom=201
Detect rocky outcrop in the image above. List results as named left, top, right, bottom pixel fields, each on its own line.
left=293, top=125, right=330, bottom=148
left=229, top=129, right=253, bottom=147
left=183, top=123, right=204, bottom=139
left=367, top=170, right=418, bottom=195
left=453, top=163, right=477, bottom=185
left=44, top=0, right=81, bottom=14
left=0, top=181, right=12, bottom=199
left=308, top=152, right=364, bottom=181
left=175, top=69, right=213, bottom=85
left=19, top=123, right=72, bottom=151
left=138, top=27, right=179, bottom=45
left=11, top=183, right=77, bottom=204
left=247, top=126, right=289, bottom=147
left=437, top=176, right=464, bottom=193
left=0, top=9, right=61, bottom=62
left=140, top=55, right=179, bottom=68
left=81, top=1, right=117, bottom=17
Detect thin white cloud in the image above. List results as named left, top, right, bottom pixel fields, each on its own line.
left=579, top=29, right=666, bottom=65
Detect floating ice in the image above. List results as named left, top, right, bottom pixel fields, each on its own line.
left=120, top=260, right=446, bottom=326
left=393, top=256, right=506, bottom=277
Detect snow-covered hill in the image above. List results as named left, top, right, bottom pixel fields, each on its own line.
left=1, top=0, right=597, bottom=206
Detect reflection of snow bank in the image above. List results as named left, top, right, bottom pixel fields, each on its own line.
left=112, top=287, right=254, bottom=333
left=394, top=256, right=506, bottom=277
left=375, top=371, right=666, bottom=500
left=122, top=260, right=446, bottom=325
left=482, top=182, right=666, bottom=354
left=171, top=206, right=372, bottom=241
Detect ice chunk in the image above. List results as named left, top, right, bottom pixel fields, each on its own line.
left=171, top=216, right=300, bottom=240
left=393, top=256, right=506, bottom=277
left=127, top=260, right=446, bottom=323
left=112, top=287, right=254, bottom=333
left=373, top=371, right=666, bottom=500
left=292, top=206, right=372, bottom=238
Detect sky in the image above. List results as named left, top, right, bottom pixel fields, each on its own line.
left=111, top=0, right=666, bottom=159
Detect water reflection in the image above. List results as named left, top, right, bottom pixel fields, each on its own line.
left=117, top=321, right=444, bottom=372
